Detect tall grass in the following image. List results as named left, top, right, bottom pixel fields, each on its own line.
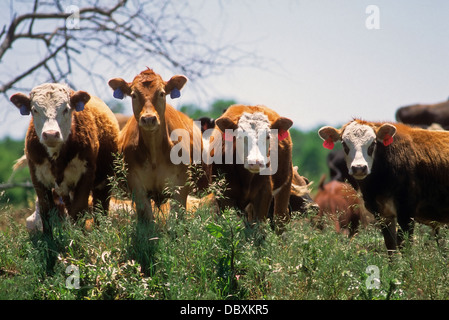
left=1, top=161, right=449, bottom=300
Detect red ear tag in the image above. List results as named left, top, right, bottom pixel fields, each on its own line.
left=278, top=129, right=289, bottom=141
left=383, top=134, right=393, bottom=146
left=323, top=139, right=334, bottom=150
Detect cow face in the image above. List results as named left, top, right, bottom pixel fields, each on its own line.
left=10, top=83, right=89, bottom=154
left=109, top=69, right=187, bottom=132
left=319, top=121, right=396, bottom=180
left=216, top=112, right=292, bottom=174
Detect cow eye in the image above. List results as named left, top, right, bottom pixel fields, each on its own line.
left=159, top=91, right=166, bottom=98
left=131, top=92, right=137, bottom=99
left=342, top=141, right=350, bottom=154
left=368, top=141, right=376, bottom=156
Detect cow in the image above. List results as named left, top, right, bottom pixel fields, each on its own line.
left=108, top=68, right=209, bottom=224
left=207, top=104, right=293, bottom=227
left=395, top=100, right=449, bottom=129
left=318, top=119, right=449, bottom=253
left=314, top=175, right=369, bottom=237
left=10, top=83, right=119, bottom=235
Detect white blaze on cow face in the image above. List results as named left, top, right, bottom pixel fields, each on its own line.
left=341, top=122, right=378, bottom=179
left=30, top=84, right=72, bottom=150
left=9, top=83, right=91, bottom=158
left=236, top=112, right=271, bottom=173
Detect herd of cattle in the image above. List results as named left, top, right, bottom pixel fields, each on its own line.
left=9, top=67, right=449, bottom=254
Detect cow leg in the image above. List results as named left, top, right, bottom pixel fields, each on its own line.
left=35, top=186, right=58, bottom=235
left=65, top=174, right=93, bottom=220
left=397, top=214, right=415, bottom=249
left=380, top=217, right=398, bottom=254
left=273, top=184, right=291, bottom=224
left=251, top=185, right=273, bottom=223
left=92, top=180, right=111, bottom=213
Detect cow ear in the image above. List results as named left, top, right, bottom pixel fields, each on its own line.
left=10, top=93, right=31, bottom=116
left=108, top=78, right=132, bottom=100
left=70, top=91, right=91, bottom=112
left=318, top=126, right=341, bottom=149
left=215, top=116, right=238, bottom=132
left=165, top=75, right=188, bottom=99
left=376, top=123, right=396, bottom=146
left=271, top=117, right=293, bottom=131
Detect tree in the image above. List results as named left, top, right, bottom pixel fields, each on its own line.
left=0, top=0, right=256, bottom=96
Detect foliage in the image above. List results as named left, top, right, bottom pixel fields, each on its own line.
left=0, top=137, right=34, bottom=206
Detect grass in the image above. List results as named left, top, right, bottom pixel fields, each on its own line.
left=2, top=197, right=449, bottom=300
left=1, top=159, right=449, bottom=300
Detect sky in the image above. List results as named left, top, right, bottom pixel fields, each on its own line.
left=1, top=0, right=449, bottom=140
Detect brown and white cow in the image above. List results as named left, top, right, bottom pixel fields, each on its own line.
left=319, top=119, right=449, bottom=252
left=108, top=68, right=209, bottom=223
left=10, top=83, right=119, bottom=234
left=208, top=104, right=293, bottom=226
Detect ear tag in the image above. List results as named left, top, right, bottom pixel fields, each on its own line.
left=278, top=129, right=289, bottom=141
left=19, top=105, right=30, bottom=116
left=383, top=134, right=393, bottom=146
left=75, top=101, right=85, bottom=112
left=113, top=88, right=124, bottom=100
left=170, top=88, right=181, bottom=99
left=323, top=139, right=334, bottom=150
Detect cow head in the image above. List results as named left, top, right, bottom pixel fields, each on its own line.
left=216, top=111, right=292, bottom=174
left=108, top=68, right=187, bottom=132
left=318, top=120, right=396, bottom=180
left=10, top=83, right=90, bottom=154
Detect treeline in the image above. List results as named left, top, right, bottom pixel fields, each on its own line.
left=0, top=99, right=332, bottom=206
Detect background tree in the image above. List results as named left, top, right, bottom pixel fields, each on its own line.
left=0, top=0, right=256, bottom=96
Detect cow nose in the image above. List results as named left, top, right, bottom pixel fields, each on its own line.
left=247, top=160, right=266, bottom=172
left=140, top=115, right=157, bottom=126
left=42, top=130, right=60, bottom=141
left=351, top=164, right=368, bottom=176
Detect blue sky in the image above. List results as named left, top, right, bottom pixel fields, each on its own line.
left=1, top=0, right=449, bottom=139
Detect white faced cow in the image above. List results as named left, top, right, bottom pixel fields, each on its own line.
left=319, top=119, right=449, bottom=253
left=208, top=104, right=293, bottom=226
left=10, top=83, right=119, bottom=235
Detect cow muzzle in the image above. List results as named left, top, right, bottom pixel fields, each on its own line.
left=350, top=164, right=369, bottom=179
left=246, top=159, right=270, bottom=173
left=139, top=114, right=159, bottom=131
left=42, top=130, right=62, bottom=147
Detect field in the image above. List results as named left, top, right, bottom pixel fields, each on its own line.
left=2, top=186, right=449, bottom=301
left=1, top=136, right=449, bottom=302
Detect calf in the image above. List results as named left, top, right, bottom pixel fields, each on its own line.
left=108, top=68, right=209, bottom=223
left=314, top=176, right=365, bottom=237
left=208, top=104, right=293, bottom=225
left=10, top=83, right=119, bottom=234
left=319, top=119, right=449, bottom=252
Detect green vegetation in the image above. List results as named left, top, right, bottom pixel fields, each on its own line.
left=2, top=192, right=449, bottom=300
left=1, top=99, right=449, bottom=301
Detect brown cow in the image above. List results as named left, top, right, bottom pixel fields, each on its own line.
left=208, top=104, right=293, bottom=226
left=108, top=68, right=209, bottom=223
left=10, top=83, right=119, bottom=235
left=319, top=119, right=449, bottom=252
left=314, top=175, right=367, bottom=237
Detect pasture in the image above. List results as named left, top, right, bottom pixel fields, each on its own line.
left=1, top=161, right=449, bottom=301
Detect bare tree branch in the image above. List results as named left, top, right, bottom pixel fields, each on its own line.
left=0, top=0, right=261, bottom=98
